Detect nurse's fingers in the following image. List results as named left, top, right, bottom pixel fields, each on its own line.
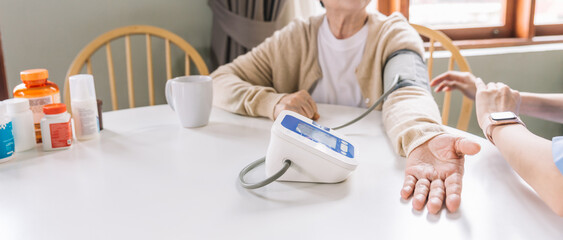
left=412, top=178, right=431, bottom=211
left=474, top=77, right=487, bottom=91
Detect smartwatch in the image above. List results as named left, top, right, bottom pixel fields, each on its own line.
left=483, top=111, right=525, bottom=145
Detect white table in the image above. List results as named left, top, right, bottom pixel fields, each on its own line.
left=0, top=104, right=562, bottom=239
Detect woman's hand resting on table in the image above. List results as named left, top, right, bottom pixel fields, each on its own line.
left=274, top=90, right=320, bottom=120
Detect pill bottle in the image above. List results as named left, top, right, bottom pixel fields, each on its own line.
left=4, top=98, right=35, bottom=152
left=69, top=74, right=99, bottom=140
left=0, top=102, right=15, bottom=163
left=40, top=103, right=72, bottom=151
left=14, top=69, right=60, bottom=143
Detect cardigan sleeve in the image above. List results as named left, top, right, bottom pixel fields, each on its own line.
left=382, top=87, right=445, bottom=156
left=378, top=13, right=446, bottom=156
left=210, top=20, right=305, bottom=120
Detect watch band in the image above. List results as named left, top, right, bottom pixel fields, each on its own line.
left=483, top=113, right=525, bottom=145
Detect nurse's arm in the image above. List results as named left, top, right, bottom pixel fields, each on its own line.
left=492, top=124, right=563, bottom=216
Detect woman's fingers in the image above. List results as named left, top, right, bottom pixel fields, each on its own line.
left=401, top=175, right=417, bottom=199
left=427, top=179, right=446, bottom=214
left=412, top=178, right=431, bottom=211
left=445, top=173, right=463, bottom=212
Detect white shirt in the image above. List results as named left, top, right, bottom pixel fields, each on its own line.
left=311, top=16, right=368, bottom=107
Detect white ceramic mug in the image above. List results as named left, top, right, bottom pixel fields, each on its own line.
left=165, top=75, right=213, bottom=128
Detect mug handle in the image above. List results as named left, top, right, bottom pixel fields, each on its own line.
left=165, top=80, right=175, bottom=111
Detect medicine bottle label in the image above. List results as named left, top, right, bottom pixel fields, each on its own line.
left=28, top=95, right=55, bottom=123
left=0, top=122, right=15, bottom=159
left=73, top=104, right=99, bottom=137
left=49, top=120, right=72, bottom=148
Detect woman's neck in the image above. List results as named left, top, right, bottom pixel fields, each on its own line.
left=325, top=10, right=368, bottom=39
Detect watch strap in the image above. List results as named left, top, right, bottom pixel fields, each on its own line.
left=483, top=115, right=525, bottom=145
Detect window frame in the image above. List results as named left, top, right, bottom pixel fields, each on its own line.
left=377, top=0, right=563, bottom=48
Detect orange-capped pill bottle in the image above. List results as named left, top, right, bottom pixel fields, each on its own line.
left=13, top=69, right=61, bottom=143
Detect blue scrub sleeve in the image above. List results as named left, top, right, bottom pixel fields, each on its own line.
left=552, top=136, right=563, bottom=175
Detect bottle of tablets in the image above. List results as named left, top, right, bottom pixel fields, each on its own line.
left=4, top=98, right=35, bottom=152
left=0, top=102, right=15, bottom=163
left=40, top=103, right=72, bottom=151
left=69, top=74, right=99, bottom=140
left=14, top=69, right=61, bottom=143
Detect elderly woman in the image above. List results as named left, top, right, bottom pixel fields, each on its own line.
left=212, top=0, right=480, bottom=214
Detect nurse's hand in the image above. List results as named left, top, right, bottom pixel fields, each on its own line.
left=474, top=78, right=521, bottom=130
left=401, top=134, right=480, bottom=214
left=274, top=90, right=320, bottom=120
left=430, top=71, right=478, bottom=100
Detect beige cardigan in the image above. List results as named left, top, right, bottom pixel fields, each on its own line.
left=211, top=12, right=445, bottom=156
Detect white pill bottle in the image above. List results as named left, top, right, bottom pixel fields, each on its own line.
left=69, top=74, right=99, bottom=140
left=0, top=102, right=15, bottom=162
left=4, top=98, right=36, bottom=152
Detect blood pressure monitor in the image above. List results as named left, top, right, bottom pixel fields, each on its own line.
left=239, top=74, right=402, bottom=189
left=265, top=110, right=358, bottom=183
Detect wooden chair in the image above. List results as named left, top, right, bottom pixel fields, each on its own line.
left=64, top=25, right=209, bottom=111
left=411, top=23, right=473, bottom=131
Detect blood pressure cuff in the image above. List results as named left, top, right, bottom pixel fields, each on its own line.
left=552, top=136, right=563, bottom=175
left=382, top=49, right=430, bottom=93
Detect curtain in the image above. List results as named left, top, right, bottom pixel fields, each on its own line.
left=208, top=0, right=288, bottom=70
left=0, top=30, right=9, bottom=100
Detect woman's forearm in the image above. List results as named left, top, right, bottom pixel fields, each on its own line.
left=519, top=92, right=563, bottom=123
left=492, top=124, right=563, bottom=216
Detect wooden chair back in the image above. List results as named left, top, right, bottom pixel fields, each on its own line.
left=411, top=23, right=473, bottom=131
left=64, top=25, right=209, bottom=111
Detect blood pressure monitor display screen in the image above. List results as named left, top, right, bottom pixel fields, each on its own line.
left=280, top=114, right=354, bottom=158
left=296, top=123, right=337, bottom=149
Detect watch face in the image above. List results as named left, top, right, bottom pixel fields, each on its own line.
left=491, top=111, right=517, bottom=120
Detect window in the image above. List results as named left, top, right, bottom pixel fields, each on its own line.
left=409, top=0, right=504, bottom=29
left=376, top=0, right=563, bottom=48
left=534, top=0, right=563, bottom=36
left=535, top=0, right=563, bottom=25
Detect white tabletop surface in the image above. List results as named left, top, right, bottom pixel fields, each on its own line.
left=0, top=104, right=562, bottom=240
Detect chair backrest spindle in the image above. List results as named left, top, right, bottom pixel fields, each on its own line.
left=146, top=34, right=155, bottom=106
left=125, top=35, right=135, bottom=108
left=64, top=25, right=209, bottom=112
left=105, top=42, right=118, bottom=110
left=165, top=39, right=172, bottom=81
left=185, top=54, right=190, bottom=76
left=411, top=23, right=473, bottom=131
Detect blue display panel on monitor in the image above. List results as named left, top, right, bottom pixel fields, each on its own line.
left=281, top=114, right=354, bottom=158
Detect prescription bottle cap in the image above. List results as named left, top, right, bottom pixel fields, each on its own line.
left=20, top=69, right=49, bottom=85
left=43, top=103, right=67, bottom=115
left=21, top=69, right=49, bottom=81
left=3, top=98, right=30, bottom=114
left=69, top=74, right=97, bottom=101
